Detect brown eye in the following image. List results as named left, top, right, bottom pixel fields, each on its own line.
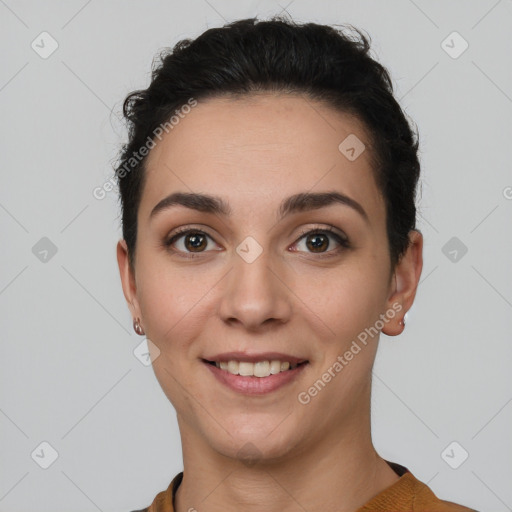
left=305, top=233, right=330, bottom=252
left=306, top=233, right=329, bottom=252
left=293, top=228, right=349, bottom=255
left=185, top=232, right=207, bottom=251
left=165, top=229, right=215, bottom=253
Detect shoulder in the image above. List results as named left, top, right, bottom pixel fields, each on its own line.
left=358, top=463, right=478, bottom=512
left=128, top=472, right=183, bottom=512
left=410, top=473, right=479, bottom=511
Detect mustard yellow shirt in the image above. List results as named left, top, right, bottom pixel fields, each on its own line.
left=131, top=461, right=478, bottom=512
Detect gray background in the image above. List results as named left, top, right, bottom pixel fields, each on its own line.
left=1, top=1, right=511, bottom=511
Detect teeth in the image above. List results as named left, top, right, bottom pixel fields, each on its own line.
left=227, top=360, right=239, bottom=375
left=238, top=362, right=254, bottom=376
left=270, top=360, right=281, bottom=374
left=212, top=359, right=301, bottom=377
left=254, top=361, right=270, bottom=377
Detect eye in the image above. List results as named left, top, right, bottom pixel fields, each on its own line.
left=164, top=225, right=350, bottom=258
left=164, top=228, right=220, bottom=257
left=291, top=226, right=349, bottom=256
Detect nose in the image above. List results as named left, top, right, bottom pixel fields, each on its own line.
left=218, top=247, right=293, bottom=332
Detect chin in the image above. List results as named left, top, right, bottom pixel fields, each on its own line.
left=206, top=423, right=303, bottom=466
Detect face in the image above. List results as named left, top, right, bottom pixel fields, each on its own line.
left=117, top=92, right=422, bottom=464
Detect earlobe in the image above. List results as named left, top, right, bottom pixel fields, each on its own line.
left=382, top=230, right=423, bottom=337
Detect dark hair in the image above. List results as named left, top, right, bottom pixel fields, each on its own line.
left=115, top=16, right=420, bottom=272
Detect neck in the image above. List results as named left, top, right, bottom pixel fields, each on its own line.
left=174, top=412, right=400, bottom=512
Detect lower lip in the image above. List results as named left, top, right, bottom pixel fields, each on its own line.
left=204, top=361, right=308, bottom=395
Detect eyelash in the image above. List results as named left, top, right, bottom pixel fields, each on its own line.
left=163, top=225, right=350, bottom=259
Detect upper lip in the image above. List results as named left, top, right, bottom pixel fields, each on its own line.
left=203, top=352, right=308, bottom=365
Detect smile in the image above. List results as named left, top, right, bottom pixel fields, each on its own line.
left=203, top=359, right=309, bottom=395
left=205, top=359, right=305, bottom=377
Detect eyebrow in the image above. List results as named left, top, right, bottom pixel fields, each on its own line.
left=149, top=191, right=369, bottom=223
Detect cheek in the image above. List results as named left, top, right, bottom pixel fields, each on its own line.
left=136, top=253, right=224, bottom=353
left=298, top=267, right=386, bottom=412
left=295, top=261, right=388, bottom=342
left=136, top=263, right=216, bottom=409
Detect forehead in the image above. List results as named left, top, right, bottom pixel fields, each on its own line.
left=140, top=93, right=384, bottom=224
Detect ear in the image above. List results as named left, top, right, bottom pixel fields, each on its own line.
left=382, top=230, right=423, bottom=336
left=116, top=239, right=143, bottom=325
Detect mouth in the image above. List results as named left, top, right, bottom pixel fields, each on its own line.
left=202, top=356, right=310, bottom=395
left=202, top=358, right=308, bottom=377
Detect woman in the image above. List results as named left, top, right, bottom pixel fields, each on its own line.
left=115, top=16, right=477, bottom=512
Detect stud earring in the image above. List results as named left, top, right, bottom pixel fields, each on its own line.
left=133, top=317, right=145, bottom=336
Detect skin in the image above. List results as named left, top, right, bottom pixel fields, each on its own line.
left=117, top=92, right=423, bottom=512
